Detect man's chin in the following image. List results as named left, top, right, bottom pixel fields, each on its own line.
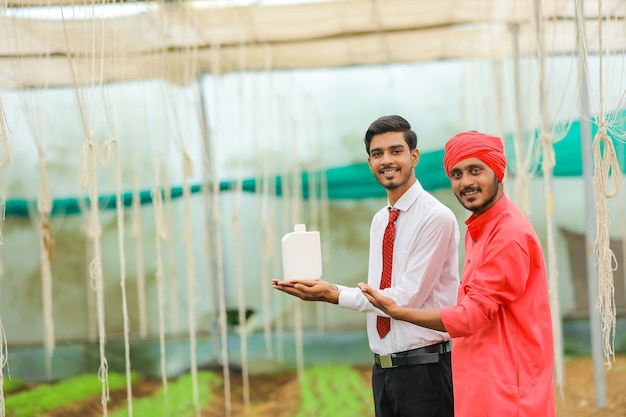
left=378, top=179, right=399, bottom=190
left=459, top=197, right=480, bottom=211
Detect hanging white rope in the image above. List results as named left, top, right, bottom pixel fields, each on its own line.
left=131, top=172, right=148, bottom=338
left=533, top=0, right=565, bottom=391
left=152, top=19, right=203, bottom=409
left=0, top=316, right=8, bottom=417
left=19, top=91, right=56, bottom=378
left=591, top=0, right=623, bottom=369
left=97, top=9, right=134, bottom=404
left=162, top=169, right=179, bottom=338
left=80, top=141, right=110, bottom=417
left=101, top=138, right=134, bottom=417
left=285, top=107, right=306, bottom=385
left=318, top=147, right=333, bottom=332
left=511, top=28, right=526, bottom=201
left=540, top=131, right=565, bottom=389
left=151, top=183, right=169, bottom=403
left=490, top=60, right=507, bottom=154
left=258, top=43, right=276, bottom=358
left=592, top=123, right=621, bottom=368
left=305, top=105, right=326, bottom=334
left=622, top=201, right=626, bottom=313
left=37, top=168, right=55, bottom=379
left=62, top=5, right=110, bottom=412
left=76, top=198, right=97, bottom=342
left=0, top=100, right=8, bottom=169
left=0, top=190, right=4, bottom=250
left=0, top=97, right=8, bottom=417
left=510, top=23, right=533, bottom=215
left=209, top=42, right=233, bottom=417
left=231, top=40, right=251, bottom=415
left=181, top=151, right=201, bottom=416
left=194, top=77, right=216, bottom=359
left=158, top=44, right=203, bottom=415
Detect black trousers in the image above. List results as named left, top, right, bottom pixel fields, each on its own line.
left=372, top=351, right=453, bottom=417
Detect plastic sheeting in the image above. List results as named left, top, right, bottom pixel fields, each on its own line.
left=1, top=0, right=625, bottom=89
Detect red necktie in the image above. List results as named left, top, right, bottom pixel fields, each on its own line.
left=377, top=208, right=399, bottom=338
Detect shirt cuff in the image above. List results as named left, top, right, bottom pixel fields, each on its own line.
left=440, top=305, right=460, bottom=338
left=337, top=285, right=360, bottom=309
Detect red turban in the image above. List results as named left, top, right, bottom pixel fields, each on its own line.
left=443, top=131, right=507, bottom=182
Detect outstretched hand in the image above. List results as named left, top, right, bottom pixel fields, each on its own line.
left=358, top=282, right=399, bottom=318
left=272, top=279, right=339, bottom=304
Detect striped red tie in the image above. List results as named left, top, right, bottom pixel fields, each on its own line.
left=377, top=208, right=399, bottom=338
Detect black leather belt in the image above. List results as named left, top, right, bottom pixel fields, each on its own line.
left=374, top=341, right=452, bottom=369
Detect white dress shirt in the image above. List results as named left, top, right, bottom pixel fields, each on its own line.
left=338, top=180, right=460, bottom=355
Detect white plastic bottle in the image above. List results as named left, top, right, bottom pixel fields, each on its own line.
left=281, top=224, right=322, bottom=281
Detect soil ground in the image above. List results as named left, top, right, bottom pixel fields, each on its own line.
left=37, top=355, right=626, bottom=416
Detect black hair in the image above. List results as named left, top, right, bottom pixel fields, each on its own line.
left=363, top=115, right=418, bottom=155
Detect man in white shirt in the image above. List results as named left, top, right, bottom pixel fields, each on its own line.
left=272, top=115, right=459, bottom=417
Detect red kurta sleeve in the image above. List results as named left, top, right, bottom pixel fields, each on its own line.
left=441, top=237, right=529, bottom=337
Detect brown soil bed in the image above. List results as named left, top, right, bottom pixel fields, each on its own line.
left=30, top=355, right=626, bottom=416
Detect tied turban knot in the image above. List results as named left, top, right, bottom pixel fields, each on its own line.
left=443, top=131, right=507, bottom=182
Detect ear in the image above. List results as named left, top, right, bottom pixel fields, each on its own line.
left=412, top=149, right=420, bottom=167
left=367, top=156, right=374, bottom=172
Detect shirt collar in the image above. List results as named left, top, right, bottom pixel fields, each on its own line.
left=387, top=180, right=424, bottom=213
left=465, top=194, right=510, bottom=240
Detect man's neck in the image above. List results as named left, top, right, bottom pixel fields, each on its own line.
left=387, top=177, right=417, bottom=207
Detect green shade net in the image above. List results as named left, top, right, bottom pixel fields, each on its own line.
left=5, top=111, right=626, bottom=218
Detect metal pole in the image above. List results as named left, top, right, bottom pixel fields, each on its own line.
left=576, top=0, right=606, bottom=408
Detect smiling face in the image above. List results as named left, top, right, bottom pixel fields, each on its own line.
left=448, top=157, right=503, bottom=216
left=367, top=131, right=419, bottom=205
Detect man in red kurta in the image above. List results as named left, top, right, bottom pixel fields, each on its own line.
left=360, top=131, right=556, bottom=416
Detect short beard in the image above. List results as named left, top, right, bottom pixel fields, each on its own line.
left=458, top=175, right=500, bottom=214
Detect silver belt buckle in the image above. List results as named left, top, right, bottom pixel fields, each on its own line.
left=379, top=354, right=395, bottom=369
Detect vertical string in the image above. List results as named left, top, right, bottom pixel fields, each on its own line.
left=61, top=7, right=109, bottom=414
left=276, top=106, right=292, bottom=368
left=285, top=98, right=305, bottom=386
left=23, top=95, right=56, bottom=379
left=510, top=24, right=532, bottom=214
left=101, top=138, right=133, bottom=417
left=533, top=0, right=564, bottom=391
left=592, top=0, right=622, bottom=369
left=0, top=190, right=4, bottom=255
left=98, top=5, right=134, bottom=407
left=165, top=37, right=202, bottom=414
left=259, top=43, right=275, bottom=359
left=195, top=71, right=215, bottom=362
left=0, top=100, right=9, bottom=169
left=151, top=183, right=169, bottom=404
left=592, top=124, right=621, bottom=368
left=622, top=202, right=626, bottom=312
left=232, top=39, right=250, bottom=415
left=0, top=317, right=7, bottom=417
left=318, top=146, right=333, bottom=331
left=540, top=132, right=564, bottom=390
left=181, top=151, right=200, bottom=415
left=0, top=98, right=8, bottom=417
left=306, top=105, right=326, bottom=335
left=162, top=168, right=179, bottom=338
left=131, top=180, right=148, bottom=338
left=38, top=186, right=55, bottom=379
left=210, top=42, right=232, bottom=417
left=79, top=141, right=109, bottom=417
